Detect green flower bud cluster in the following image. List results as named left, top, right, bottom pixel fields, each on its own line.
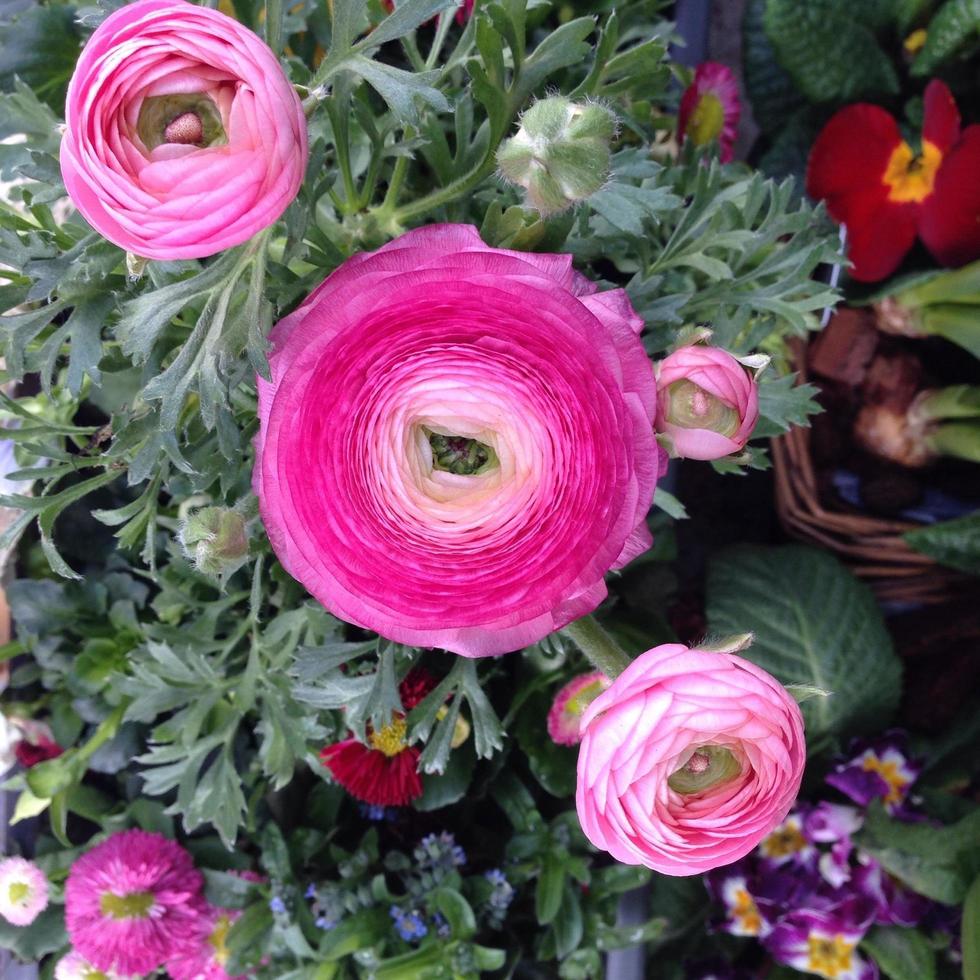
left=496, top=96, right=617, bottom=215
left=178, top=506, right=249, bottom=583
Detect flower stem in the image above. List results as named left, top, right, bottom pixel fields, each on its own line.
left=561, top=614, right=632, bottom=679
left=265, top=0, right=284, bottom=55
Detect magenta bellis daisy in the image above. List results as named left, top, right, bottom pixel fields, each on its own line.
left=65, top=829, right=205, bottom=976
left=165, top=903, right=243, bottom=980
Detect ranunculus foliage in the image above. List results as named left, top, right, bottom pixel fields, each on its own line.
left=576, top=642, right=805, bottom=875
left=255, top=224, right=661, bottom=657
left=60, top=0, right=307, bottom=260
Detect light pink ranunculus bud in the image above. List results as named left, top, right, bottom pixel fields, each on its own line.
left=575, top=641, right=805, bottom=876
left=655, top=345, right=760, bottom=460
left=60, top=0, right=308, bottom=261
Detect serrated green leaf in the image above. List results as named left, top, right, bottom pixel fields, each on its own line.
left=905, top=512, right=980, bottom=575
left=347, top=56, right=449, bottom=125
left=755, top=372, right=822, bottom=438
left=913, top=0, right=980, bottom=74
left=763, top=0, right=899, bottom=103
left=706, top=544, right=902, bottom=749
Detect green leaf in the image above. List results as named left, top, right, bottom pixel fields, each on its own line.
left=226, top=902, right=274, bottom=973
left=706, top=544, right=902, bottom=749
left=653, top=487, right=688, bottom=520
left=0, top=3, right=81, bottom=111
left=552, top=882, right=583, bottom=959
left=755, top=373, right=822, bottom=438
left=964, top=873, right=980, bottom=980
left=741, top=0, right=806, bottom=134
left=589, top=181, right=679, bottom=236
left=535, top=851, right=565, bottom=925
left=856, top=802, right=980, bottom=904
left=905, top=513, right=980, bottom=575
left=519, top=17, right=595, bottom=95
left=432, top=886, right=477, bottom=940
left=913, top=0, right=980, bottom=75
left=0, top=905, right=66, bottom=960
left=356, top=0, right=452, bottom=48
left=763, top=0, right=899, bottom=102
left=414, top=742, right=476, bottom=810
left=347, top=56, right=449, bottom=125
left=862, top=926, right=936, bottom=980
left=514, top=688, right=577, bottom=797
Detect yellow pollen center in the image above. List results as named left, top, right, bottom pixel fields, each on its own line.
left=904, top=28, right=928, bottom=55
left=8, top=881, right=30, bottom=905
left=209, top=914, right=233, bottom=966
left=733, top=888, right=762, bottom=935
left=807, top=934, right=855, bottom=977
left=687, top=92, right=725, bottom=147
left=369, top=717, right=408, bottom=757
left=99, top=889, right=155, bottom=920
left=884, top=140, right=942, bottom=203
left=861, top=755, right=909, bottom=804
left=761, top=822, right=808, bottom=858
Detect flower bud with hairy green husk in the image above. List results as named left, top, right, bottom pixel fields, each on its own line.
left=497, top=97, right=617, bottom=215
left=179, top=507, right=249, bottom=583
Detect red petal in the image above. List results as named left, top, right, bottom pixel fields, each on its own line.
left=806, top=104, right=900, bottom=225
left=320, top=739, right=422, bottom=806
left=920, top=125, right=980, bottom=268
left=845, top=199, right=918, bottom=282
left=399, top=667, right=437, bottom=710
left=922, top=79, right=960, bottom=153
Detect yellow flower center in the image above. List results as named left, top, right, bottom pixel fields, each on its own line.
left=761, top=821, right=808, bottom=859
left=807, top=934, right=855, bottom=977
left=861, top=755, right=909, bottom=804
left=884, top=140, right=942, bottom=203
left=733, top=888, right=762, bottom=935
left=369, top=717, right=408, bottom=757
left=687, top=92, right=725, bottom=147
left=903, top=29, right=928, bottom=55
left=8, top=881, right=30, bottom=905
left=83, top=970, right=109, bottom=980
left=565, top=679, right=608, bottom=717
left=99, top=889, right=155, bottom=920
left=209, top=913, right=233, bottom=966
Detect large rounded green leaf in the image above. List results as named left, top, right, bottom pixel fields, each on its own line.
left=706, top=544, right=902, bottom=750
left=763, top=0, right=900, bottom=103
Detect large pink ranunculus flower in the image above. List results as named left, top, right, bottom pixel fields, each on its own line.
left=255, top=224, right=661, bottom=658
left=576, top=642, right=805, bottom=875
left=60, top=0, right=307, bottom=260
left=655, top=344, right=759, bottom=460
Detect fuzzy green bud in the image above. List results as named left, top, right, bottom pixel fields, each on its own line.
left=179, top=506, right=248, bottom=582
left=497, top=97, right=617, bottom=215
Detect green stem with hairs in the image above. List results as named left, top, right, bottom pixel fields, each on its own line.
left=561, top=614, right=632, bottom=679
left=265, top=0, right=284, bottom=56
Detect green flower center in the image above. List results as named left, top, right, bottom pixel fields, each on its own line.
left=668, top=745, right=742, bottom=794
left=564, top=679, right=607, bottom=718
left=427, top=431, right=498, bottom=476
left=99, top=889, right=156, bottom=920
left=137, top=93, right=228, bottom=151
left=665, top=379, right=740, bottom=436
left=687, top=92, right=725, bottom=147
left=8, top=881, right=29, bottom=905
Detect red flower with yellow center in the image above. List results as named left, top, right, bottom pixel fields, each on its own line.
left=806, top=80, right=980, bottom=282
left=319, top=670, right=435, bottom=807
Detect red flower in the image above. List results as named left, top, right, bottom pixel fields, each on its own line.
left=678, top=62, right=741, bottom=163
left=14, top=736, right=62, bottom=768
left=319, top=668, right=437, bottom=807
left=806, top=80, right=980, bottom=282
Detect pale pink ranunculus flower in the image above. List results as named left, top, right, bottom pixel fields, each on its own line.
left=655, top=344, right=759, bottom=460
left=254, top=224, right=662, bottom=658
left=575, top=642, right=805, bottom=876
left=60, top=0, right=307, bottom=260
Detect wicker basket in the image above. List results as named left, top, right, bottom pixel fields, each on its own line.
left=772, top=344, right=971, bottom=605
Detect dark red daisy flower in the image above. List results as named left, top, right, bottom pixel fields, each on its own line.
left=806, top=80, right=980, bottom=282
left=319, top=668, right=438, bottom=807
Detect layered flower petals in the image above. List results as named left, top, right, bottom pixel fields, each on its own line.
left=655, top=345, right=759, bottom=460
left=575, top=643, right=805, bottom=876
left=255, top=224, right=659, bottom=657
left=65, top=829, right=204, bottom=976
left=60, top=0, right=307, bottom=260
